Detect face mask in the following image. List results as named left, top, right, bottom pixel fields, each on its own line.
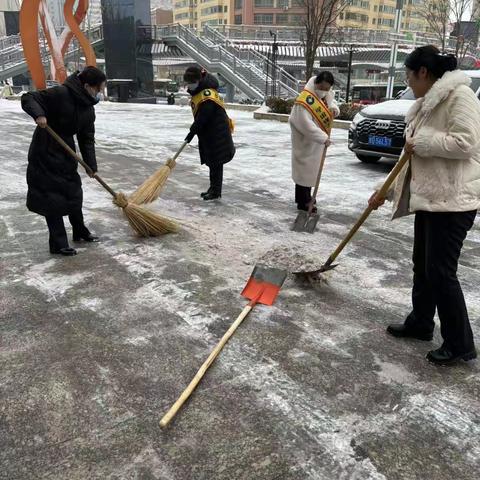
left=316, top=90, right=328, bottom=99
left=187, top=82, right=199, bottom=91
left=85, top=85, right=101, bottom=100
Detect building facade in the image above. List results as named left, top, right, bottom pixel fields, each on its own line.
left=173, top=0, right=231, bottom=29
left=337, top=0, right=428, bottom=32
left=151, top=7, right=174, bottom=25
left=0, top=0, right=20, bottom=37
left=232, top=0, right=305, bottom=27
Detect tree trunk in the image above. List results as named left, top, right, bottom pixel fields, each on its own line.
left=305, top=40, right=316, bottom=80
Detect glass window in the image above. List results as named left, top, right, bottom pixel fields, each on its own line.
left=254, top=13, right=274, bottom=24
left=254, top=0, right=274, bottom=7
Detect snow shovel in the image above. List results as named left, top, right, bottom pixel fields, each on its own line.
left=159, top=264, right=287, bottom=428
left=295, top=152, right=411, bottom=281
left=292, top=143, right=329, bottom=233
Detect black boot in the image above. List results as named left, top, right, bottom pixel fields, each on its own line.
left=426, top=345, right=477, bottom=366
left=203, top=191, right=221, bottom=201
left=73, top=233, right=99, bottom=242
left=200, top=187, right=212, bottom=198
left=50, top=246, right=77, bottom=256
left=386, top=323, right=433, bottom=341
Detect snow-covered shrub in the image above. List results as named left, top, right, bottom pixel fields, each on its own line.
left=266, top=97, right=295, bottom=115
left=338, top=103, right=362, bottom=121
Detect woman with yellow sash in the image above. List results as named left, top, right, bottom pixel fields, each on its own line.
left=289, top=72, right=339, bottom=212
left=184, top=66, right=235, bottom=201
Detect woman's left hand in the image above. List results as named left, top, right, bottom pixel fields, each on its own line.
left=404, top=141, right=415, bottom=155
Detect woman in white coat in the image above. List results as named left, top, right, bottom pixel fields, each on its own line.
left=289, top=72, right=340, bottom=212
left=370, top=46, right=480, bottom=365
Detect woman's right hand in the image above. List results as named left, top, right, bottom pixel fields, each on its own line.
left=36, top=116, right=47, bottom=128
left=368, top=191, right=385, bottom=210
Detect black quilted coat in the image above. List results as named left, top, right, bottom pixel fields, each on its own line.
left=21, top=73, right=98, bottom=217
left=188, top=74, right=235, bottom=167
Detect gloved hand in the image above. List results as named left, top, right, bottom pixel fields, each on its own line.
left=185, top=131, right=195, bottom=143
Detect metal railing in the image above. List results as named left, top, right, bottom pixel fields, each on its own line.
left=203, top=25, right=300, bottom=96
left=209, top=24, right=472, bottom=51
left=152, top=23, right=271, bottom=99
left=0, top=24, right=104, bottom=73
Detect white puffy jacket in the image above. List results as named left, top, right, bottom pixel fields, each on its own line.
left=289, top=77, right=339, bottom=187
left=390, top=70, right=480, bottom=219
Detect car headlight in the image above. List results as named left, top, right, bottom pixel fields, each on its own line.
left=351, top=112, right=364, bottom=129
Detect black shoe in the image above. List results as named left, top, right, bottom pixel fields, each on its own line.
left=386, top=323, right=433, bottom=341
left=73, top=233, right=99, bottom=242
left=200, top=188, right=212, bottom=198
left=203, top=192, right=221, bottom=201
left=50, top=247, right=77, bottom=256
left=426, top=346, right=477, bottom=366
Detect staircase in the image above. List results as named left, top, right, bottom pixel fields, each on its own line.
left=0, top=25, right=104, bottom=83
left=153, top=24, right=300, bottom=101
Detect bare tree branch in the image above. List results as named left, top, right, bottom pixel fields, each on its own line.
left=300, top=0, right=349, bottom=79
left=416, top=0, right=472, bottom=53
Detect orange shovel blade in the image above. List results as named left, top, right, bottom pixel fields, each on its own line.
left=241, top=265, right=287, bottom=306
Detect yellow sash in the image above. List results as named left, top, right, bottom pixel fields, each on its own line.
left=295, top=89, right=333, bottom=135
left=191, top=88, right=235, bottom=133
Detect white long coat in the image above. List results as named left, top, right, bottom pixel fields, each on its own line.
left=388, top=70, right=480, bottom=219
left=289, top=76, right=339, bottom=187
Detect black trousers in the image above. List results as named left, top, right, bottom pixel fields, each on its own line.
left=45, top=210, right=90, bottom=250
left=209, top=164, right=223, bottom=195
left=295, top=184, right=312, bottom=211
left=405, top=210, right=477, bottom=354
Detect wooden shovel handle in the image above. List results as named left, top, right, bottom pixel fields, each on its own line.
left=325, top=152, right=411, bottom=266
left=45, top=125, right=118, bottom=198
left=308, top=143, right=329, bottom=214
left=159, top=301, right=256, bottom=428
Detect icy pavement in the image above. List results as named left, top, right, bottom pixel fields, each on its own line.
left=1, top=99, right=479, bottom=480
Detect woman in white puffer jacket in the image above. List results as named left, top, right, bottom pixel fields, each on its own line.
left=289, top=72, right=340, bottom=212
left=370, top=45, right=480, bottom=366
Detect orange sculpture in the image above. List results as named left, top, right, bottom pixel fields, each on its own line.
left=20, top=0, right=97, bottom=89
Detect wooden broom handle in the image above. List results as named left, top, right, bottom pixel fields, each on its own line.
left=45, top=125, right=117, bottom=198
left=159, top=291, right=263, bottom=428
left=324, top=152, right=411, bottom=268
left=173, top=141, right=188, bottom=161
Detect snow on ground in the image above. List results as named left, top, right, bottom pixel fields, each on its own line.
left=1, top=99, right=480, bottom=480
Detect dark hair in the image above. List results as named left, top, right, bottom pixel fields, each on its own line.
left=404, top=45, right=457, bottom=80
left=315, top=71, right=334, bottom=86
left=78, top=66, right=106, bottom=87
left=184, top=66, right=204, bottom=82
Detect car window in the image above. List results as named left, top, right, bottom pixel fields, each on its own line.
left=469, top=77, right=480, bottom=95
left=398, top=88, right=415, bottom=100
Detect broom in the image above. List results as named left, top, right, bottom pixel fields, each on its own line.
left=129, top=141, right=188, bottom=205
left=46, top=126, right=179, bottom=236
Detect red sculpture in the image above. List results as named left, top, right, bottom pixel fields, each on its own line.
left=20, top=0, right=97, bottom=89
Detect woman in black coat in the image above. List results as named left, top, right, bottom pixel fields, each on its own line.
left=184, top=67, right=235, bottom=200
left=21, top=66, right=106, bottom=256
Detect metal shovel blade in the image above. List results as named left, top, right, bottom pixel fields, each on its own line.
left=291, top=211, right=319, bottom=233
left=241, top=265, right=288, bottom=306
left=293, top=263, right=338, bottom=282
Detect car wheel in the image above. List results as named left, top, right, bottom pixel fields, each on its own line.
left=356, top=154, right=381, bottom=163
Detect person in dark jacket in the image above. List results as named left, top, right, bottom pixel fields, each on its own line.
left=21, top=66, right=106, bottom=256
left=184, top=66, right=235, bottom=200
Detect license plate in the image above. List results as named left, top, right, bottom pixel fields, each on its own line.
left=368, top=135, right=392, bottom=147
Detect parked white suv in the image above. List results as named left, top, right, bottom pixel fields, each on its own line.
left=349, top=70, right=480, bottom=163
